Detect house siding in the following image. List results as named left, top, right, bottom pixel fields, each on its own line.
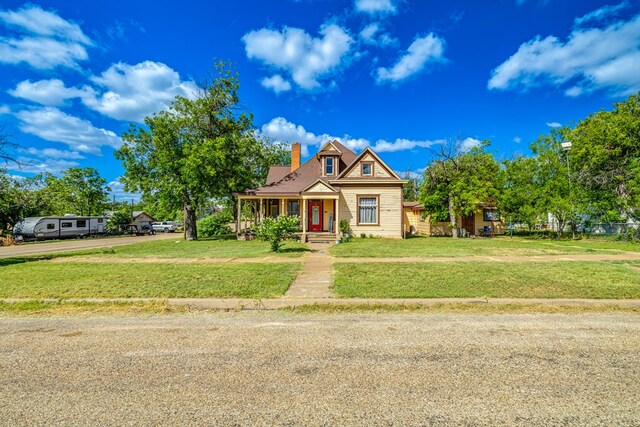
left=339, top=185, right=403, bottom=238
left=343, top=153, right=392, bottom=179
left=403, top=208, right=430, bottom=235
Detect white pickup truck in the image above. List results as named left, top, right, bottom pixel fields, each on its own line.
left=151, top=221, right=177, bottom=233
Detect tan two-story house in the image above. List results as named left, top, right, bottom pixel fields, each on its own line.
left=235, top=140, right=406, bottom=242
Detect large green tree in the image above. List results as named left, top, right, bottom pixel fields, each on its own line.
left=419, top=140, right=503, bottom=238
left=115, top=64, right=287, bottom=240
left=0, top=172, right=54, bottom=230
left=44, top=168, right=110, bottom=216
left=568, top=93, right=640, bottom=222
left=500, top=156, right=541, bottom=230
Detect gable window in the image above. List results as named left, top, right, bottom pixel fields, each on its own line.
left=361, top=162, right=373, bottom=176
left=325, top=157, right=334, bottom=175
left=358, top=196, right=378, bottom=225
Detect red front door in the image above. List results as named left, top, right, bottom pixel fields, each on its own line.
left=308, top=201, right=323, bottom=232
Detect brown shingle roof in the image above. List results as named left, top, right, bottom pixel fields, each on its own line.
left=250, top=140, right=358, bottom=196
left=265, top=165, right=290, bottom=185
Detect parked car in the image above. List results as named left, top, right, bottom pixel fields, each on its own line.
left=152, top=221, right=177, bottom=233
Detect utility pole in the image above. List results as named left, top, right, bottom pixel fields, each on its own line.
left=561, top=141, right=574, bottom=239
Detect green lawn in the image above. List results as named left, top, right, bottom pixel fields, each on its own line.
left=331, top=236, right=640, bottom=258
left=98, top=238, right=309, bottom=258
left=333, top=260, right=640, bottom=299
left=0, top=261, right=301, bottom=299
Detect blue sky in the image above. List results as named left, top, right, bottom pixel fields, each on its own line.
left=1, top=0, right=639, bottom=200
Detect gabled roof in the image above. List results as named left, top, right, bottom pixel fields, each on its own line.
left=247, top=140, right=357, bottom=196
left=334, top=147, right=403, bottom=181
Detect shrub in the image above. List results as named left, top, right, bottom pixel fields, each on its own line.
left=255, top=215, right=301, bottom=252
left=197, top=211, right=233, bottom=238
left=108, top=208, right=133, bottom=231
left=339, top=219, right=352, bottom=242
left=360, top=233, right=367, bottom=239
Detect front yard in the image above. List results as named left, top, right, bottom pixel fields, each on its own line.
left=0, top=261, right=301, bottom=299
left=333, top=260, right=640, bottom=299
left=98, top=237, right=309, bottom=259
left=330, top=236, right=640, bottom=258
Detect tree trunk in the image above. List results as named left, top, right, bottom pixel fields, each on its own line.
left=449, top=198, right=459, bottom=238
left=184, top=202, right=198, bottom=241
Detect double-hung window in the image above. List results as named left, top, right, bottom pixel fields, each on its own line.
left=358, top=196, right=378, bottom=225
left=325, top=157, right=334, bottom=175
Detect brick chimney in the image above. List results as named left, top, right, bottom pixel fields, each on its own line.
left=291, top=142, right=301, bottom=172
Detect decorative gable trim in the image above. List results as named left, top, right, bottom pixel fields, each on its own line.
left=317, top=140, right=342, bottom=155
left=301, top=179, right=339, bottom=194
left=335, top=147, right=402, bottom=180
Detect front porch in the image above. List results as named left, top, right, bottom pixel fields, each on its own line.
left=236, top=195, right=339, bottom=242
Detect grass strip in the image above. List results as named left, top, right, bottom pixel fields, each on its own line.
left=333, top=260, right=640, bottom=299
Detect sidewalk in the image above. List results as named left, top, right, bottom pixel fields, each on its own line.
left=3, top=297, right=640, bottom=310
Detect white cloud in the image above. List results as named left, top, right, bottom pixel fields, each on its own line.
left=261, top=75, right=292, bottom=94
left=8, top=79, right=88, bottom=106
left=575, top=1, right=629, bottom=27
left=82, top=61, right=198, bottom=123
left=360, top=23, right=398, bottom=47
left=376, top=33, right=446, bottom=84
left=8, top=62, right=196, bottom=123
left=0, top=105, right=9, bottom=115
left=259, top=116, right=441, bottom=156
left=355, top=0, right=397, bottom=15
left=10, top=157, right=79, bottom=174
left=0, top=5, right=92, bottom=69
left=15, top=107, right=122, bottom=155
left=513, top=136, right=522, bottom=143
left=243, top=23, right=352, bottom=91
left=371, top=138, right=440, bottom=152
left=460, top=137, right=482, bottom=153
left=25, top=147, right=85, bottom=159
left=546, top=122, right=563, bottom=128
left=488, top=14, right=640, bottom=97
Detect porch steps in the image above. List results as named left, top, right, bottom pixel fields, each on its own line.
left=306, top=233, right=336, bottom=243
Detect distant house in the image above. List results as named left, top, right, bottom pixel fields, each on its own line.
left=131, top=211, right=156, bottom=228
left=235, top=140, right=407, bottom=242
left=104, top=210, right=156, bottom=227
left=403, top=201, right=505, bottom=236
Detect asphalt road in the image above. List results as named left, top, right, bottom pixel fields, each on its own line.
left=1, top=313, right=639, bottom=426
left=0, top=232, right=178, bottom=258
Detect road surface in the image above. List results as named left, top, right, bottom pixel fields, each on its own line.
left=1, top=312, right=638, bottom=425
left=0, top=232, right=177, bottom=258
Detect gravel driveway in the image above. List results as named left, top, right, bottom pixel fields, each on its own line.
left=0, top=233, right=177, bottom=258
left=1, top=312, right=639, bottom=426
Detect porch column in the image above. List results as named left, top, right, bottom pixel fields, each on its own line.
left=281, top=198, right=286, bottom=217
left=236, top=197, right=241, bottom=234
left=302, top=198, right=307, bottom=242
left=259, top=198, right=264, bottom=223
left=334, top=198, right=340, bottom=235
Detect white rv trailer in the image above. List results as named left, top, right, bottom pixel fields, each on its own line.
left=12, top=216, right=107, bottom=241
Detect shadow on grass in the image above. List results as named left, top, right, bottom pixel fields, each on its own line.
left=0, top=256, right=55, bottom=267
left=278, top=247, right=311, bottom=254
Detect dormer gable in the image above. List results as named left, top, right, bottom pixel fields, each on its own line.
left=317, top=140, right=342, bottom=177
left=335, top=147, right=402, bottom=180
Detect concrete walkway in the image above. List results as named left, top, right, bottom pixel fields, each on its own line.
left=285, top=242, right=334, bottom=298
